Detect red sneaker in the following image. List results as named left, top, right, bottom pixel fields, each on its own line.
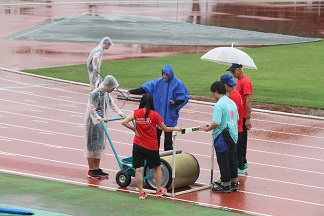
left=138, top=192, right=147, bottom=200
left=156, top=187, right=167, bottom=197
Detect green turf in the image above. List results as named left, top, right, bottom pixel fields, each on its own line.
left=23, top=40, right=324, bottom=109
left=0, top=173, right=242, bottom=216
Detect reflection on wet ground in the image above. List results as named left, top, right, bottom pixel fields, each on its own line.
left=187, top=1, right=324, bottom=38
left=0, top=1, right=323, bottom=70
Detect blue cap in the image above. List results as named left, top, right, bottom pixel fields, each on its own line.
left=226, top=63, right=242, bottom=72
left=220, top=74, right=237, bottom=87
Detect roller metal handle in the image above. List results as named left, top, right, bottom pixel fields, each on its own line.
left=172, top=126, right=206, bottom=136
left=107, top=117, right=126, bottom=121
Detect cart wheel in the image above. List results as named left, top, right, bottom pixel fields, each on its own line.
left=144, top=158, right=172, bottom=190
left=116, top=170, right=131, bottom=188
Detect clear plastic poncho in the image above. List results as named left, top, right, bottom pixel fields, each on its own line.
left=84, top=75, right=122, bottom=158
left=87, top=37, right=113, bottom=90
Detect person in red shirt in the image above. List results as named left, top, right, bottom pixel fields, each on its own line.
left=220, top=73, right=245, bottom=175
left=226, top=63, right=253, bottom=174
left=122, top=93, right=182, bottom=199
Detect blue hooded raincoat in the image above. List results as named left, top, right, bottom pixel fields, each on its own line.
left=142, top=64, right=189, bottom=127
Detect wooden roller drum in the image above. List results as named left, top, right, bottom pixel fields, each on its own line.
left=144, top=152, right=200, bottom=190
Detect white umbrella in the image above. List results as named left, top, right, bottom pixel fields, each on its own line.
left=201, top=44, right=257, bottom=70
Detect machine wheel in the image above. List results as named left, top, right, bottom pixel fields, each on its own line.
left=144, top=158, right=172, bottom=190
left=116, top=170, right=131, bottom=188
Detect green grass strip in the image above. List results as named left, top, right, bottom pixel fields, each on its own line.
left=0, top=173, right=242, bottom=216
left=23, top=40, right=324, bottom=109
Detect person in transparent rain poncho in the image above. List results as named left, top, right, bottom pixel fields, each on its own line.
left=87, top=37, right=113, bottom=91
left=84, top=75, right=124, bottom=179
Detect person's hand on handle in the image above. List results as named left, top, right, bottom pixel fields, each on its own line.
left=245, top=118, right=252, bottom=130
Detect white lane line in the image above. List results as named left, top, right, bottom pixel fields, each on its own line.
left=28, top=109, right=43, bottom=112
left=24, top=99, right=38, bottom=103
left=253, top=128, right=324, bottom=139
left=249, top=137, right=324, bottom=150
left=0, top=109, right=323, bottom=159
left=59, top=104, right=79, bottom=108
left=1, top=88, right=85, bottom=105
left=1, top=135, right=324, bottom=191
left=0, top=123, right=82, bottom=138
left=0, top=168, right=270, bottom=216
left=1, top=99, right=80, bottom=114
left=71, top=114, right=84, bottom=118
left=243, top=190, right=324, bottom=207
left=253, top=119, right=324, bottom=130
left=0, top=77, right=89, bottom=97
left=38, top=131, right=56, bottom=135
left=249, top=149, right=324, bottom=162
left=33, top=120, right=48, bottom=123
left=58, top=96, right=72, bottom=99
left=2, top=77, right=324, bottom=125
left=2, top=98, right=323, bottom=142
left=1, top=70, right=324, bottom=121
left=1, top=132, right=323, bottom=177
left=8, top=13, right=89, bottom=40
left=0, top=138, right=11, bottom=141
left=0, top=153, right=323, bottom=209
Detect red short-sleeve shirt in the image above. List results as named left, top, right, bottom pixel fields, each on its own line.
left=236, top=75, right=253, bottom=118
left=133, top=108, right=163, bottom=150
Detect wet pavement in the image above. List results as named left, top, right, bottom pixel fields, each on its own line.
left=1, top=70, right=324, bottom=216
left=0, top=0, right=323, bottom=70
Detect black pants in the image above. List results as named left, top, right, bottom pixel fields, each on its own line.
left=237, top=118, right=248, bottom=170
left=216, top=130, right=238, bottom=183
left=156, top=127, right=173, bottom=151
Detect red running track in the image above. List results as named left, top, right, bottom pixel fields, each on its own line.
left=0, top=70, right=323, bottom=216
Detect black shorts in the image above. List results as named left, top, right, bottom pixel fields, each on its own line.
left=132, top=144, right=161, bottom=169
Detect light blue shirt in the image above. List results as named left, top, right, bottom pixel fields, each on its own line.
left=211, top=95, right=239, bottom=143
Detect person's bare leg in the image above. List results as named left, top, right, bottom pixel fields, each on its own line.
left=87, top=158, right=95, bottom=170
left=135, top=167, right=144, bottom=194
left=94, top=158, right=100, bottom=170
left=154, top=166, right=162, bottom=192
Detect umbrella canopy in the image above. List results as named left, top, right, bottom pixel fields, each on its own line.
left=201, top=46, right=257, bottom=70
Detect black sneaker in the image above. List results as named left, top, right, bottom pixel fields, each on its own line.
left=97, top=168, right=109, bottom=177
left=87, top=170, right=101, bottom=179
left=231, top=182, right=239, bottom=191
left=212, top=179, right=221, bottom=186
left=212, top=185, right=230, bottom=193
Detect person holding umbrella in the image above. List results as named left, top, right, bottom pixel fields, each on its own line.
left=87, top=37, right=113, bottom=91
left=226, top=63, right=253, bottom=174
